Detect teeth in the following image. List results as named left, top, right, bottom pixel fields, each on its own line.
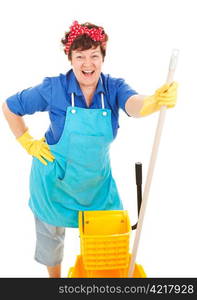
left=83, top=71, right=93, bottom=73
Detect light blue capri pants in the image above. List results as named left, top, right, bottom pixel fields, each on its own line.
left=34, top=216, right=65, bottom=266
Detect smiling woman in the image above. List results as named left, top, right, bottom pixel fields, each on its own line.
left=2, top=20, right=178, bottom=278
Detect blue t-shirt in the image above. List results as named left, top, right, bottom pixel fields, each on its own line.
left=6, top=69, right=138, bottom=144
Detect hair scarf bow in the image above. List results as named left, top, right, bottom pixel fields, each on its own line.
left=65, top=21, right=106, bottom=54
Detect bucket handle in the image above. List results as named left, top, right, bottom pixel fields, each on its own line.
left=132, top=162, right=142, bottom=230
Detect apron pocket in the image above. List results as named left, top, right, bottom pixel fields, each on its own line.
left=56, top=160, right=106, bottom=206
left=53, top=133, right=110, bottom=207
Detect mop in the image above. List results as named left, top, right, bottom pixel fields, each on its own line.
left=128, top=49, right=179, bottom=277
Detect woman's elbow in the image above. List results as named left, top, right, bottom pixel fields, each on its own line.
left=2, top=102, right=8, bottom=115
left=2, top=101, right=14, bottom=118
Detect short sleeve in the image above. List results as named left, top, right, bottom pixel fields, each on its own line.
left=116, top=79, right=138, bottom=115
left=6, top=77, right=51, bottom=116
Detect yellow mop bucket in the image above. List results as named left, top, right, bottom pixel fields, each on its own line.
left=68, top=210, right=146, bottom=278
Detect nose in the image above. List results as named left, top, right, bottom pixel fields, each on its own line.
left=83, top=56, right=93, bottom=66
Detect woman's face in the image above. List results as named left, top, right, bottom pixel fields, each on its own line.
left=71, top=46, right=103, bottom=89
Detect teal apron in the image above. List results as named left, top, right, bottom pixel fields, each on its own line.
left=29, top=91, right=123, bottom=227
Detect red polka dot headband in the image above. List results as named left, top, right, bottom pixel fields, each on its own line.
left=65, top=21, right=106, bottom=54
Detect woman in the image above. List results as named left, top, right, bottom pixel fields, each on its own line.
left=2, top=21, right=178, bottom=277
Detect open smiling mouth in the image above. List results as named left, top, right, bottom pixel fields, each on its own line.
left=82, top=71, right=95, bottom=77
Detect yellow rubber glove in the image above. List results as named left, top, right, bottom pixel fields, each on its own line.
left=17, top=130, right=55, bottom=165
left=140, top=81, right=178, bottom=117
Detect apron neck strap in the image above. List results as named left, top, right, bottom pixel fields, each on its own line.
left=71, top=93, right=75, bottom=107
left=100, top=76, right=105, bottom=109
left=101, top=93, right=105, bottom=109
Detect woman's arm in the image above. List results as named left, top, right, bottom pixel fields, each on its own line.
left=125, top=82, right=178, bottom=118
left=125, top=95, right=146, bottom=117
left=2, top=102, right=54, bottom=165
left=2, top=102, right=28, bottom=138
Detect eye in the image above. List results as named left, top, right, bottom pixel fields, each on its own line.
left=76, top=55, right=82, bottom=59
left=92, top=55, right=99, bottom=58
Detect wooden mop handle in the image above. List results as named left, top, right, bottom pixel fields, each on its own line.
left=128, top=49, right=179, bottom=277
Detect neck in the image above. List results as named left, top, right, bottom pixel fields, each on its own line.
left=80, top=85, right=96, bottom=106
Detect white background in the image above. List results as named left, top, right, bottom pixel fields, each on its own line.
left=0, top=0, right=196, bottom=278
